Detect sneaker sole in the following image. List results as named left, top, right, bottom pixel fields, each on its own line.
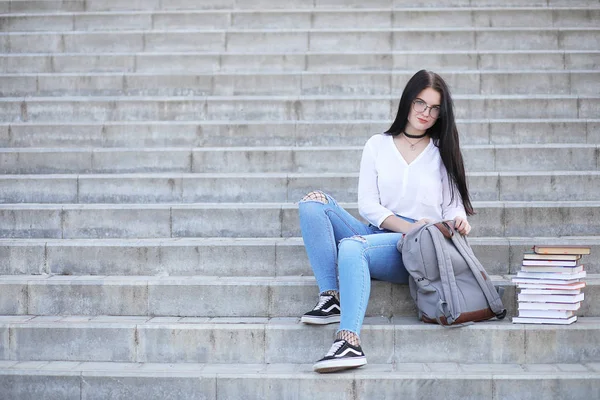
left=300, top=315, right=341, bottom=325
left=313, top=357, right=367, bottom=373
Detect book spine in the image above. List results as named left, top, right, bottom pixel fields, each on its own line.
left=519, top=289, right=581, bottom=295
left=520, top=267, right=584, bottom=275
left=512, top=316, right=577, bottom=324
left=522, top=261, right=577, bottom=267
left=533, top=247, right=591, bottom=255
left=518, top=294, right=583, bottom=303
left=516, top=271, right=586, bottom=280
left=518, top=302, right=580, bottom=311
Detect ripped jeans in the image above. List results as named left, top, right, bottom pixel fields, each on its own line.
left=298, top=191, right=414, bottom=336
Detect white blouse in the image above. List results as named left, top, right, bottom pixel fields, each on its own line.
left=358, top=133, right=467, bottom=228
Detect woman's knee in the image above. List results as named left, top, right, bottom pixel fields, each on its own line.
left=338, top=236, right=368, bottom=263
left=298, top=191, right=331, bottom=219
left=298, top=191, right=331, bottom=227
left=300, top=190, right=329, bottom=204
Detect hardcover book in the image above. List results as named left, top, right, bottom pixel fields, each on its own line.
left=512, top=316, right=578, bottom=324
left=522, top=260, right=578, bottom=267
left=518, top=309, right=575, bottom=318
left=518, top=301, right=581, bottom=311
left=518, top=293, right=584, bottom=303
left=533, top=245, right=591, bottom=255
left=515, top=271, right=586, bottom=280
left=523, top=253, right=581, bottom=261
left=515, top=281, right=586, bottom=290
left=521, top=265, right=584, bottom=274
left=519, top=288, right=581, bottom=295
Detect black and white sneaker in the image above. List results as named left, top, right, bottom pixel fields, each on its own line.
left=313, top=339, right=367, bottom=373
left=301, top=294, right=341, bottom=325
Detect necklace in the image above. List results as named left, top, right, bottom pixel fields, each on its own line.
left=403, top=131, right=427, bottom=151
left=403, top=131, right=427, bottom=139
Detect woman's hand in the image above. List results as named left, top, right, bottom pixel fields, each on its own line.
left=454, top=216, right=471, bottom=235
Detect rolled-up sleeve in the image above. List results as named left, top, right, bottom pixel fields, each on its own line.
left=358, top=139, right=394, bottom=227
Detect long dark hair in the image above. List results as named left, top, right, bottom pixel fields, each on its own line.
left=385, top=69, right=474, bottom=216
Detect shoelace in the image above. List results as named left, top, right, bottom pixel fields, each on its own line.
left=325, top=340, right=346, bottom=357
left=313, top=295, right=332, bottom=310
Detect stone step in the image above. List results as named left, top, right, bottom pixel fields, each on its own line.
left=1, top=171, right=600, bottom=205
left=2, top=0, right=600, bottom=13
left=2, top=120, right=598, bottom=147
left=0, top=274, right=598, bottom=317
left=0, top=0, right=600, bottom=13
left=2, top=51, right=599, bottom=73
left=2, top=70, right=600, bottom=96
left=2, top=359, right=600, bottom=400
left=0, top=201, right=598, bottom=238
left=0, top=95, right=598, bottom=122
left=2, top=8, right=599, bottom=32
left=1, top=316, right=600, bottom=365
left=1, top=236, right=598, bottom=276
left=3, top=28, right=599, bottom=54
left=0, top=145, right=597, bottom=174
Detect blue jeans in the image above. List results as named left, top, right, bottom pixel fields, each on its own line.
left=298, top=192, right=414, bottom=336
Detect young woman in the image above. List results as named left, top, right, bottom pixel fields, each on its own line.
left=298, top=70, right=474, bottom=373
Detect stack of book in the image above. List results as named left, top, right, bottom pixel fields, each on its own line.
left=512, top=245, right=591, bottom=325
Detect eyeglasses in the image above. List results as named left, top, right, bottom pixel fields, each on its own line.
left=412, top=99, right=441, bottom=119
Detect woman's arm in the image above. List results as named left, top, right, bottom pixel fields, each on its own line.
left=441, top=165, right=471, bottom=235
left=357, top=137, right=395, bottom=228
left=380, top=215, right=431, bottom=234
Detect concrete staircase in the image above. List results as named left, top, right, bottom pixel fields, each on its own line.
left=1, top=0, right=599, bottom=398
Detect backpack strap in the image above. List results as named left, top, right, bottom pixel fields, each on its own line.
left=444, top=222, right=507, bottom=319
left=427, top=224, right=463, bottom=325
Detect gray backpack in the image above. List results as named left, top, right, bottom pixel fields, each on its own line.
left=397, top=221, right=506, bottom=325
